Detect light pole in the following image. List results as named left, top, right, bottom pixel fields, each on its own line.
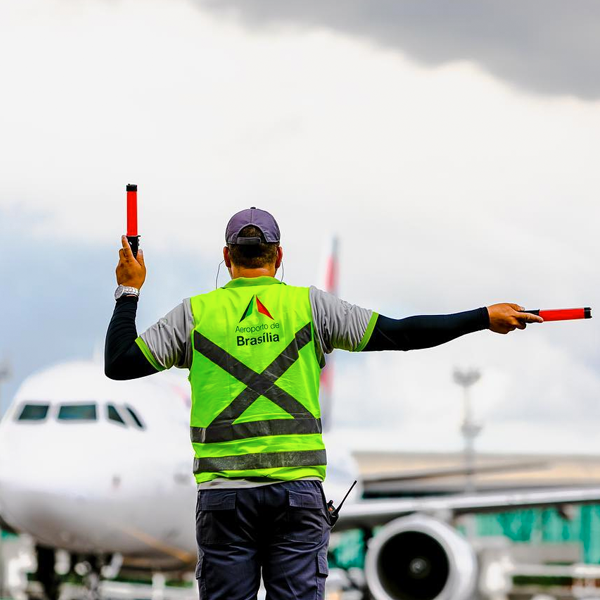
left=453, top=367, right=482, bottom=540
left=453, top=367, right=482, bottom=492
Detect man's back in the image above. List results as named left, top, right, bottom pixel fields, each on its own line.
left=187, top=277, right=326, bottom=485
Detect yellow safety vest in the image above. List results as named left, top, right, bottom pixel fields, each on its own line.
left=188, top=276, right=326, bottom=484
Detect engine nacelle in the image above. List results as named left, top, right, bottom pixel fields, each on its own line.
left=364, top=514, right=477, bottom=600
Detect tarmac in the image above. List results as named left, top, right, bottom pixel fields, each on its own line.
left=0, top=534, right=361, bottom=600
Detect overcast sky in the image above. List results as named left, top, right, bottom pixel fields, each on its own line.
left=1, top=0, right=599, bottom=456
left=200, top=0, right=600, bottom=100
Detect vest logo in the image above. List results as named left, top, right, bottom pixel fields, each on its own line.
left=239, top=295, right=274, bottom=322
left=237, top=332, right=280, bottom=346
left=235, top=296, right=280, bottom=346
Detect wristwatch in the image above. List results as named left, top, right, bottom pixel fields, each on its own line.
left=115, top=285, right=140, bottom=300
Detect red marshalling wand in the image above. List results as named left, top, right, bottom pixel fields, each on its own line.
left=126, top=183, right=139, bottom=258
left=522, top=308, right=592, bottom=321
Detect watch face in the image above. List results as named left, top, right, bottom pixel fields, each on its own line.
left=114, top=285, right=125, bottom=300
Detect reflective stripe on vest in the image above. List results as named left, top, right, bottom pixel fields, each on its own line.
left=190, top=323, right=322, bottom=444
left=194, top=449, right=328, bottom=473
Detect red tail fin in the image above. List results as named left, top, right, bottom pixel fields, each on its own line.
left=320, top=236, right=339, bottom=432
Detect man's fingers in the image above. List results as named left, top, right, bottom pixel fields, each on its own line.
left=137, top=248, right=145, bottom=267
left=121, top=235, right=134, bottom=260
left=518, top=312, right=544, bottom=324
left=507, top=302, right=544, bottom=324
left=488, top=302, right=546, bottom=334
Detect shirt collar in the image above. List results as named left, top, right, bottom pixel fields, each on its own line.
left=223, top=276, right=283, bottom=289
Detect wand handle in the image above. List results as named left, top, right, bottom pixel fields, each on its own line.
left=522, top=308, right=592, bottom=321
left=127, top=235, right=139, bottom=258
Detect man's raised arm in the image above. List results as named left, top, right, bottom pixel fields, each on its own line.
left=104, top=236, right=156, bottom=380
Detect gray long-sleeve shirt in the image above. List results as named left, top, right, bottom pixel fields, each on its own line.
left=138, top=286, right=375, bottom=371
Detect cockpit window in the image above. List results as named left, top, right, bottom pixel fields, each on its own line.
left=124, top=405, right=145, bottom=430
left=57, top=404, right=97, bottom=421
left=107, top=404, right=126, bottom=426
left=17, top=403, right=50, bottom=421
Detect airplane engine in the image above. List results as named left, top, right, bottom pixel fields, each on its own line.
left=364, top=514, right=477, bottom=600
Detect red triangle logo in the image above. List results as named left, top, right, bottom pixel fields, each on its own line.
left=256, top=297, right=274, bottom=320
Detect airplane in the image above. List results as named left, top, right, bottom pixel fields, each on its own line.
left=4, top=359, right=600, bottom=600
left=3, top=242, right=600, bottom=600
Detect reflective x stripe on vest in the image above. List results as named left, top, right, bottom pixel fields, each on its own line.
left=191, top=323, right=325, bottom=473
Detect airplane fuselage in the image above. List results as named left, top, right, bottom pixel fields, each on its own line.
left=0, top=360, right=360, bottom=569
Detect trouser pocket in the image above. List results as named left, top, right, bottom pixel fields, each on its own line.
left=197, top=490, right=242, bottom=545
left=282, top=488, right=327, bottom=542
left=195, top=551, right=208, bottom=599
left=316, top=547, right=329, bottom=597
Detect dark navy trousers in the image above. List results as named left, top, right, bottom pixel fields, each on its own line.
left=195, top=480, right=330, bottom=600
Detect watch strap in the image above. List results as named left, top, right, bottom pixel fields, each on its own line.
left=115, top=285, right=140, bottom=300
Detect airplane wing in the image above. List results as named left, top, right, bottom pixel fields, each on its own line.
left=362, top=459, right=549, bottom=494
left=334, top=485, right=600, bottom=532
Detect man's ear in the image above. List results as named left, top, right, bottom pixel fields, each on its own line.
left=223, top=246, right=232, bottom=268
left=275, top=246, right=283, bottom=269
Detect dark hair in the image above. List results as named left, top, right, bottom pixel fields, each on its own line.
left=228, top=225, right=279, bottom=269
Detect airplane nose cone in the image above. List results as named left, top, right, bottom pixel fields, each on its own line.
left=0, top=461, right=68, bottom=541
left=0, top=443, right=191, bottom=557
left=0, top=446, right=22, bottom=531
left=0, top=444, right=107, bottom=549
left=0, top=455, right=10, bottom=526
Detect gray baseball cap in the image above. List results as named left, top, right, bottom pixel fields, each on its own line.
left=225, top=207, right=281, bottom=245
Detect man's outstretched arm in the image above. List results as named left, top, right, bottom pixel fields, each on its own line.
left=364, top=308, right=488, bottom=351
left=363, top=303, right=543, bottom=351
left=309, top=287, right=544, bottom=354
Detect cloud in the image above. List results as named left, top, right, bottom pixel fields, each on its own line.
left=199, top=0, right=600, bottom=100
left=1, top=0, right=599, bottom=454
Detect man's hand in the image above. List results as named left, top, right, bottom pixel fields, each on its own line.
left=487, top=303, right=543, bottom=334
left=116, top=235, right=146, bottom=289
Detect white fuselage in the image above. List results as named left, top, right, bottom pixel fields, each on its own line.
left=0, top=360, right=360, bottom=569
